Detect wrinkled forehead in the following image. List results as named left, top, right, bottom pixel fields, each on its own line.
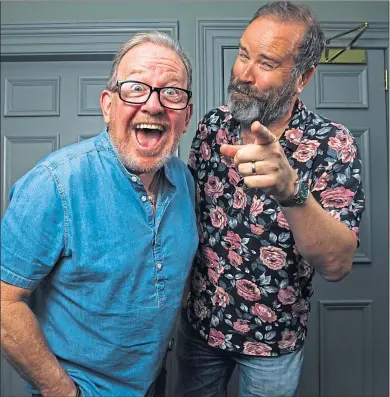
left=243, top=16, right=306, bottom=57
left=118, top=43, right=188, bottom=85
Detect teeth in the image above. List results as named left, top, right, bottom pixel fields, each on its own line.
left=135, top=123, right=164, bottom=131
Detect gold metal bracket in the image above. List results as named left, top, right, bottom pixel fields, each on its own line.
left=324, top=22, right=368, bottom=63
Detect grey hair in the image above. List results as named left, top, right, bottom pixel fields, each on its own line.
left=105, top=31, right=192, bottom=91
left=250, top=1, right=325, bottom=77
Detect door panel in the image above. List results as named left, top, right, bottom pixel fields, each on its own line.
left=0, top=59, right=111, bottom=397
left=1, top=60, right=110, bottom=216
left=214, top=45, right=389, bottom=397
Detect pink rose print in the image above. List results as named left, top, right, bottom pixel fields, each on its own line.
left=188, top=148, right=197, bottom=170
left=250, top=195, right=264, bottom=217
left=233, top=319, right=250, bottom=333
left=243, top=341, right=272, bottom=356
left=250, top=224, right=264, bottom=235
left=292, top=139, right=320, bottom=163
left=285, top=128, right=303, bottom=145
left=298, top=260, right=313, bottom=278
left=292, top=300, right=308, bottom=318
left=228, top=250, right=243, bottom=268
left=194, top=299, right=208, bottom=320
left=236, top=279, right=261, bottom=301
left=329, top=209, right=341, bottom=221
left=329, top=133, right=356, bottom=163
left=277, top=211, right=290, bottom=230
left=208, top=268, right=220, bottom=286
left=277, top=287, right=297, bottom=305
left=192, top=271, right=207, bottom=292
left=216, top=128, right=229, bottom=144
left=221, top=155, right=234, bottom=167
left=352, top=226, right=359, bottom=235
left=210, top=206, right=227, bottom=229
left=228, top=168, right=241, bottom=186
left=204, top=176, right=224, bottom=198
left=260, top=246, right=287, bottom=270
left=330, top=122, right=347, bottom=131
left=212, top=286, right=230, bottom=307
left=300, top=313, right=308, bottom=326
left=202, top=247, right=220, bottom=268
left=208, top=328, right=225, bottom=348
left=198, top=123, right=209, bottom=140
left=251, top=303, right=277, bottom=323
left=233, top=187, right=247, bottom=209
left=278, top=331, right=297, bottom=349
left=320, top=187, right=355, bottom=208
left=225, top=231, right=242, bottom=250
left=312, top=172, right=330, bottom=192
left=200, top=141, right=211, bottom=160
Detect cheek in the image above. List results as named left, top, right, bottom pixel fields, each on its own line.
left=168, top=113, right=187, bottom=136
left=113, top=103, right=138, bottom=126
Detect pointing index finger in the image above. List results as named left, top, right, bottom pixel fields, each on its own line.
left=252, top=121, right=277, bottom=146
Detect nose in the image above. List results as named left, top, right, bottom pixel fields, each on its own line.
left=239, top=62, right=256, bottom=85
left=141, top=91, right=164, bottom=114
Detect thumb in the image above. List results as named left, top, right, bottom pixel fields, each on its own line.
left=252, top=121, right=277, bottom=145
left=220, top=144, right=241, bottom=159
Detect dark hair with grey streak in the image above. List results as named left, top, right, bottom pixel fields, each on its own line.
left=106, top=31, right=192, bottom=91
left=250, top=1, right=325, bottom=77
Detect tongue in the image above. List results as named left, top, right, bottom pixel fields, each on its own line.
left=136, top=129, right=161, bottom=148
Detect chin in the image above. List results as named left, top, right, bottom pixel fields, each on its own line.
left=121, top=151, right=174, bottom=174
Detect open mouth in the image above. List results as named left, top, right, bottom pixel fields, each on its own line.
left=135, top=123, right=165, bottom=149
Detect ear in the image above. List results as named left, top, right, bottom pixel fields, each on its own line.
left=296, top=65, right=316, bottom=94
left=100, top=90, right=113, bottom=124
left=183, top=102, right=193, bottom=130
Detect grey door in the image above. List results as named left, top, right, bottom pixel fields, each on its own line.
left=217, top=48, right=388, bottom=397
left=1, top=58, right=111, bottom=397
left=297, top=50, right=389, bottom=397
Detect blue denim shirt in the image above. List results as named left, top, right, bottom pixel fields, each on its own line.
left=1, top=129, right=199, bottom=397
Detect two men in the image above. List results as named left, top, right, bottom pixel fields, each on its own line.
left=176, top=1, right=365, bottom=396
left=1, top=32, right=197, bottom=397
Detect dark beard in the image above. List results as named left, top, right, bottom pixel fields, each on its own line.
left=227, top=72, right=297, bottom=129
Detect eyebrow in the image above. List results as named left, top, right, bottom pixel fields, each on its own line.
left=238, top=42, right=281, bottom=64
left=123, top=70, right=184, bottom=86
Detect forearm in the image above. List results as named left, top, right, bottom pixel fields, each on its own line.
left=1, top=300, right=76, bottom=397
left=281, top=194, right=357, bottom=281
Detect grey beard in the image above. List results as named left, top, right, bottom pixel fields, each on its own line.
left=227, top=75, right=297, bottom=128
left=107, top=125, right=179, bottom=174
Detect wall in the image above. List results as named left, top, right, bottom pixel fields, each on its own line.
left=1, top=0, right=388, bottom=162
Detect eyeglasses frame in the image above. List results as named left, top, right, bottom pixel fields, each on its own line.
left=115, top=80, right=192, bottom=110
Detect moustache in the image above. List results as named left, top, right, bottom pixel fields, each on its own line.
left=228, top=79, right=266, bottom=100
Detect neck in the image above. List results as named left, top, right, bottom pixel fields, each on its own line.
left=139, top=172, right=157, bottom=191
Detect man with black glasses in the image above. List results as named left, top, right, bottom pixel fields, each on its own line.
left=1, top=31, right=198, bottom=397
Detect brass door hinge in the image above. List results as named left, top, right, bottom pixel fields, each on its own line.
left=385, top=69, right=388, bottom=91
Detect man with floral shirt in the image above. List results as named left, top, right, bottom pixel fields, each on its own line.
left=175, top=1, right=365, bottom=397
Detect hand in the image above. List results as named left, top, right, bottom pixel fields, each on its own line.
left=220, top=121, right=297, bottom=200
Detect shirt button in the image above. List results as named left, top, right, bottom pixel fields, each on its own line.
left=157, top=263, right=163, bottom=270
left=131, top=176, right=137, bottom=182
left=141, top=196, right=147, bottom=202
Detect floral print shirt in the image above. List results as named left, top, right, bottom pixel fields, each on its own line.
left=185, top=100, right=365, bottom=356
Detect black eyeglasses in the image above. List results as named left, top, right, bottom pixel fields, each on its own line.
left=115, top=80, right=192, bottom=110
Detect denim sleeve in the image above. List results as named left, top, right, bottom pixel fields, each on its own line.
left=1, top=164, right=65, bottom=290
